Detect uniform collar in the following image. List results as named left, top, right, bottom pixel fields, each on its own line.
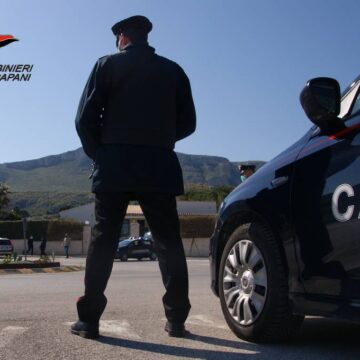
left=120, top=41, right=155, bottom=53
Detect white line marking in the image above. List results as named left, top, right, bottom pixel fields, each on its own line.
left=99, top=320, right=140, bottom=339
left=186, top=314, right=228, bottom=330
left=65, top=320, right=140, bottom=339
left=0, top=326, right=28, bottom=349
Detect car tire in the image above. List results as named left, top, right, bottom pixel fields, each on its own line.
left=149, top=252, right=157, bottom=261
left=120, top=253, right=128, bottom=262
left=219, top=222, right=304, bottom=343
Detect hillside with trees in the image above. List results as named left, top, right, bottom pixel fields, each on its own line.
left=0, top=148, right=265, bottom=215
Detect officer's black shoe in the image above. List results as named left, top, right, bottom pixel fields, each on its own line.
left=71, top=320, right=100, bottom=339
left=164, top=321, right=186, bottom=337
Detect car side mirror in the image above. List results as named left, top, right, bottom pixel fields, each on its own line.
left=300, top=77, right=343, bottom=132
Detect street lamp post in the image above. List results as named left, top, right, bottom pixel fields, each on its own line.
left=22, top=216, right=27, bottom=255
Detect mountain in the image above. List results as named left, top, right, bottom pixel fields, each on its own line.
left=0, top=148, right=252, bottom=191
left=0, top=148, right=265, bottom=215
left=0, top=148, right=91, bottom=192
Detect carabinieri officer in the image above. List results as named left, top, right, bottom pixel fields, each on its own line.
left=71, top=15, right=196, bottom=339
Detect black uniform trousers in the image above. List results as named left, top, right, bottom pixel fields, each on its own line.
left=77, top=192, right=191, bottom=324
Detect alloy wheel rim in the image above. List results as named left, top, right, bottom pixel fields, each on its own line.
left=222, top=239, right=267, bottom=326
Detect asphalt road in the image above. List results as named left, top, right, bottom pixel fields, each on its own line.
left=0, top=258, right=359, bottom=360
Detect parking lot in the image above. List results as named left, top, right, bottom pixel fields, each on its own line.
left=0, top=258, right=359, bottom=360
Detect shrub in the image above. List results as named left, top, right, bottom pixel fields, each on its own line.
left=0, top=221, right=23, bottom=238
left=179, top=215, right=216, bottom=238
left=0, top=219, right=83, bottom=241
left=178, top=184, right=234, bottom=207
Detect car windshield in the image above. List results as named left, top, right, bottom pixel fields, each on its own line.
left=118, top=239, right=132, bottom=247
left=0, top=239, right=10, bottom=245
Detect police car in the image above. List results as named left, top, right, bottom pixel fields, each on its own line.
left=210, top=75, right=360, bottom=343
left=115, top=237, right=156, bottom=262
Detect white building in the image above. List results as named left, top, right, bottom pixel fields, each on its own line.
left=59, top=201, right=217, bottom=238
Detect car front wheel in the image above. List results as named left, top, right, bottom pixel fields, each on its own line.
left=219, top=222, right=304, bottom=343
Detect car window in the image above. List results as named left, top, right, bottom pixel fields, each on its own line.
left=0, top=239, right=10, bottom=245
left=119, top=239, right=132, bottom=246
left=339, top=81, right=360, bottom=118
left=349, top=90, right=360, bottom=117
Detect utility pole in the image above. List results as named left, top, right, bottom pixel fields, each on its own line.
left=22, top=216, right=27, bottom=254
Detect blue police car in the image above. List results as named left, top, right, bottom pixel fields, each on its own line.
left=115, top=233, right=156, bottom=262
left=210, top=75, right=360, bottom=342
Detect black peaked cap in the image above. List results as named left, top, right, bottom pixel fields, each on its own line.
left=239, top=164, right=256, bottom=172
left=111, top=15, right=152, bottom=35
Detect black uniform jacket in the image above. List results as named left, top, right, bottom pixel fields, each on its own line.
left=75, top=43, right=196, bottom=195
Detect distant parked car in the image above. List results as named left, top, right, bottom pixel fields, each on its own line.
left=0, top=238, right=14, bottom=256
left=115, top=237, right=157, bottom=261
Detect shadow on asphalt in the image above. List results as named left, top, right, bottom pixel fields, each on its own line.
left=97, top=332, right=260, bottom=359
left=96, top=317, right=360, bottom=359
left=292, top=317, right=360, bottom=345
left=276, top=318, right=360, bottom=359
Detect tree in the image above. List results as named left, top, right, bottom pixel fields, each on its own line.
left=2, top=207, right=30, bottom=220
left=212, top=186, right=234, bottom=207
left=0, top=183, right=10, bottom=212
left=0, top=184, right=29, bottom=220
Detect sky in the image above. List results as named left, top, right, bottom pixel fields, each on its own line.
left=1, top=0, right=359, bottom=164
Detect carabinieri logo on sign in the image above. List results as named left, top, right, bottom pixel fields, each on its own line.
left=0, top=34, right=18, bottom=48
left=0, top=65, right=33, bottom=81
left=0, top=33, right=34, bottom=82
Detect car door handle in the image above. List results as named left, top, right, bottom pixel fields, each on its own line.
left=270, top=176, right=289, bottom=188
